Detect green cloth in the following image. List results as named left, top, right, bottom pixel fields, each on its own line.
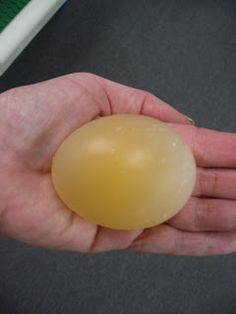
left=0, top=0, right=31, bottom=32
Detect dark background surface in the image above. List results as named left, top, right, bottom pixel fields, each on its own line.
left=0, top=0, right=236, bottom=313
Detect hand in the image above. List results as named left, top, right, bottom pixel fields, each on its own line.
left=0, top=73, right=235, bottom=256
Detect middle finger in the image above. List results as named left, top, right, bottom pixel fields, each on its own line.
left=193, top=168, right=236, bottom=200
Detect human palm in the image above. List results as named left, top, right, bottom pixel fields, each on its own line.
left=0, top=73, right=236, bottom=255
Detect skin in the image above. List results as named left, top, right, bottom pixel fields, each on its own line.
left=0, top=73, right=236, bottom=256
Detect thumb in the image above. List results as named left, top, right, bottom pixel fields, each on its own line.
left=71, top=73, right=194, bottom=125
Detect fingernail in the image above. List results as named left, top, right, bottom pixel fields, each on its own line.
left=185, top=115, right=195, bottom=125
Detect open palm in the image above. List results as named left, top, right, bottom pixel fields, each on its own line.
left=0, top=73, right=236, bottom=256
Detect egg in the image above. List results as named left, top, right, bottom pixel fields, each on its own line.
left=51, top=114, right=196, bottom=230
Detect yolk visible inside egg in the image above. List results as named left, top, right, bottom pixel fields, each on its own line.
left=51, top=114, right=196, bottom=230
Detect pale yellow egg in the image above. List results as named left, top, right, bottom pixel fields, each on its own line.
left=51, top=114, right=196, bottom=230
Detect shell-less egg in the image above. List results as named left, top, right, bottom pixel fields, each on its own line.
left=51, top=114, right=196, bottom=230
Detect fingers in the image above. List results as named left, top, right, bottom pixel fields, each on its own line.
left=193, top=168, right=236, bottom=200
left=168, top=197, right=236, bottom=232
left=129, top=224, right=236, bottom=256
left=93, top=74, right=193, bottom=124
left=169, top=124, right=236, bottom=168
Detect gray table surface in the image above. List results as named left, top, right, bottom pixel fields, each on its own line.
left=0, top=1, right=236, bottom=313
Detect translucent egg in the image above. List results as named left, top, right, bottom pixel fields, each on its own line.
left=51, top=114, right=196, bottom=230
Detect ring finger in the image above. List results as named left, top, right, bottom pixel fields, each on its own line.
left=168, top=197, right=236, bottom=232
